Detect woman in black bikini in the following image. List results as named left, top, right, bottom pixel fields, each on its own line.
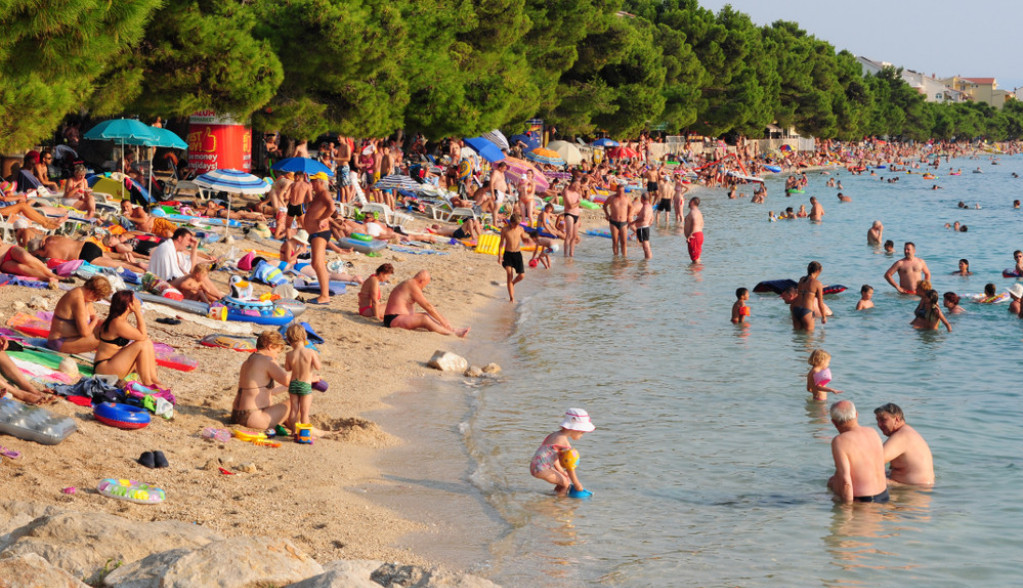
left=790, top=261, right=827, bottom=332
left=93, top=290, right=164, bottom=387
left=47, top=276, right=111, bottom=353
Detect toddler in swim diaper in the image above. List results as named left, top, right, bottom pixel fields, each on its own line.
left=807, top=349, right=842, bottom=401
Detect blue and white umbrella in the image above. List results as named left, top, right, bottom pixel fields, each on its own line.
left=272, top=157, right=334, bottom=177
left=481, top=129, right=510, bottom=150
left=591, top=138, right=620, bottom=147
left=463, top=136, right=505, bottom=163
left=373, top=174, right=422, bottom=192
left=194, top=169, right=271, bottom=221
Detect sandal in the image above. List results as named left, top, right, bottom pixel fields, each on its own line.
left=0, top=447, right=21, bottom=459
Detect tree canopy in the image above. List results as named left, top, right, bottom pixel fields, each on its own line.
left=4, top=0, right=1023, bottom=152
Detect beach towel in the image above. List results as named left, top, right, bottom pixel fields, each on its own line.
left=387, top=245, right=449, bottom=255
left=292, top=277, right=346, bottom=296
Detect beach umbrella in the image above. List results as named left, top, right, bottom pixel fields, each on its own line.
left=547, top=140, right=582, bottom=166
left=272, top=157, right=335, bottom=177
left=606, top=146, right=640, bottom=159
left=194, top=169, right=271, bottom=222
left=463, top=137, right=505, bottom=163
left=502, top=156, right=550, bottom=194
left=481, top=129, right=510, bottom=150
left=591, top=138, right=620, bottom=147
left=373, top=174, right=422, bottom=192
left=122, top=125, right=189, bottom=193
left=84, top=119, right=158, bottom=174
left=525, top=147, right=566, bottom=167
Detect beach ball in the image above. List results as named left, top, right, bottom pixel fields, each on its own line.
left=529, top=259, right=538, bottom=268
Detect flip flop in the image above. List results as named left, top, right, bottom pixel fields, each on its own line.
left=137, top=451, right=156, bottom=468
left=153, top=450, right=169, bottom=468
left=0, top=447, right=21, bottom=459
left=306, top=299, right=331, bottom=305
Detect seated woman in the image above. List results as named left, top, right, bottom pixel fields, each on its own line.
left=92, top=291, right=164, bottom=388
left=0, top=336, right=56, bottom=405
left=0, top=244, right=60, bottom=287
left=62, top=164, right=96, bottom=218
left=358, top=263, right=394, bottom=319
left=911, top=289, right=952, bottom=332
left=230, top=330, right=290, bottom=429
left=48, top=276, right=111, bottom=353
left=174, top=264, right=222, bottom=303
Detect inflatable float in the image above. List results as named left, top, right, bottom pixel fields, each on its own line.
left=1002, top=269, right=1022, bottom=278
left=764, top=165, right=782, bottom=173
left=200, top=333, right=257, bottom=352
left=97, top=478, right=166, bottom=505
left=753, top=279, right=847, bottom=296
left=337, top=236, right=387, bottom=254
left=0, top=397, right=77, bottom=445
left=94, top=402, right=151, bottom=429
left=216, top=296, right=295, bottom=326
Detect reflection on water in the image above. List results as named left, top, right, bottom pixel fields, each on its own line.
left=825, top=488, right=932, bottom=578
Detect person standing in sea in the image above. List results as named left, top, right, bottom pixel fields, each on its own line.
left=603, top=184, right=631, bottom=257
left=562, top=174, right=583, bottom=257
left=884, top=242, right=931, bottom=295
left=683, top=196, right=703, bottom=263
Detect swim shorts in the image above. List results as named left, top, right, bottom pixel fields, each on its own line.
left=451, top=226, right=469, bottom=240
left=647, top=181, right=658, bottom=192
left=687, top=231, right=703, bottom=262
left=289, top=380, right=313, bottom=396
left=287, top=203, right=304, bottom=217
left=656, top=198, right=671, bottom=212
left=502, top=251, right=524, bottom=274
left=309, top=230, right=331, bottom=243
left=636, top=227, right=650, bottom=243
left=337, top=164, right=351, bottom=187
left=78, top=241, right=103, bottom=263
left=853, top=488, right=890, bottom=503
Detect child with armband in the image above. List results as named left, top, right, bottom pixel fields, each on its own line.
left=807, top=349, right=842, bottom=401
left=284, top=324, right=325, bottom=438
left=731, top=287, right=750, bottom=323
left=530, top=408, right=595, bottom=497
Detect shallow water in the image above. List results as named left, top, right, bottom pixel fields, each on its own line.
left=382, top=154, right=1023, bottom=586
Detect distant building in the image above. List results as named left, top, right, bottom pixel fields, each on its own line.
left=854, top=56, right=1019, bottom=107
left=939, top=76, right=1015, bottom=109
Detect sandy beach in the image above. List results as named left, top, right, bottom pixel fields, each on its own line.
left=0, top=212, right=533, bottom=570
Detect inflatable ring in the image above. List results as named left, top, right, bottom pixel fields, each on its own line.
left=350, top=232, right=373, bottom=242
left=94, top=402, right=150, bottom=430
left=97, top=478, right=166, bottom=504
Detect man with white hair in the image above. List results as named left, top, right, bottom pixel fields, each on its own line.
left=827, top=400, right=889, bottom=503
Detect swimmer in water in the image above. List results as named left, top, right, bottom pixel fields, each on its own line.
left=731, top=287, right=750, bottom=324
left=807, top=349, right=842, bottom=401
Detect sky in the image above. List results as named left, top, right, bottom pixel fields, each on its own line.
left=696, top=0, right=1023, bottom=91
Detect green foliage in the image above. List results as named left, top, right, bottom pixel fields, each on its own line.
left=0, top=0, right=160, bottom=151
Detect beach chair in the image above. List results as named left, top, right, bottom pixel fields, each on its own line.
left=360, top=202, right=412, bottom=227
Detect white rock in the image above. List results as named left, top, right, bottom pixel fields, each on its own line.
left=27, top=295, right=50, bottom=310
left=464, top=366, right=483, bottom=378
left=482, top=363, right=501, bottom=374
left=370, top=562, right=501, bottom=588
left=0, top=552, right=90, bottom=588
left=284, top=558, right=384, bottom=588
left=106, top=537, right=323, bottom=588
left=427, top=351, right=468, bottom=373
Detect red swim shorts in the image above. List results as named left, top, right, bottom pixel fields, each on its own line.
left=687, top=231, right=703, bottom=262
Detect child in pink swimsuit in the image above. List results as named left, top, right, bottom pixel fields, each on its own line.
left=807, top=349, right=842, bottom=401
left=530, top=408, right=595, bottom=496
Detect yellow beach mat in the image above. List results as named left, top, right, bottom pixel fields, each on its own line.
left=474, top=233, right=537, bottom=255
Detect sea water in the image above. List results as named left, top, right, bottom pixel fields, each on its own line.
left=375, top=154, right=1023, bottom=587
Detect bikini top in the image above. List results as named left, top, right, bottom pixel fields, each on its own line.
left=100, top=332, right=131, bottom=348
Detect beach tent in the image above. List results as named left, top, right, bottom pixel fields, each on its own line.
left=547, top=140, right=582, bottom=166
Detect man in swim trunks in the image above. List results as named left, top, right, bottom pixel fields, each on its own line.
left=683, top=196, right=704, bottom=263
left=809, top=195, right=824, bottom=221
left=284, top=172, right=311, bottom=237
left=602, top=184, right=632, bottom=257
left=382, top=270, right=469, bottom=337
left=654, top=172, right=674, bottom=227
left=33, top=234, right=147, bottom=273
left=884, top=242, right=931, bottom=295
left=302, top=172, right=336, bottom=305
left=874, top=403, right=934, bottom=486
left=498, top=213, right=527, bottom=302
left=268, top=171, right=294, bottom=238
left=827, top=400, right=890, bottom=504
left=631, top=192, right=654, bottom=260
left=336, top=136, right=354, bottom=203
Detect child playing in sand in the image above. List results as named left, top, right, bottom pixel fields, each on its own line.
left=284, top=324, right=323, bottom=436
left=731, top=287, right=750, bottom=324
left=806, top=349, right=842, bottom=401
left=530, top=408, right=595, bottom=497
left=856, top=285, right=874, bottom=310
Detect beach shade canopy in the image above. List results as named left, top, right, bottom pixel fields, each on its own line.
left=463, top=136, right=505, bottom=163
left=122, top=126, right=187, bottom=150
left=374, top=173, right=422, bottom=192
left=606, top=146, right=640, bottom=159
left=502, top=156, right=551, bottom=193
left=591, top=138, right=620, bottom=147
left=525, top=147, right=566, bottom=167
left=547, top=140, right=582, bottom=166
left=272, top=157, right=334, bottom=177
left=481, top=129, right=510, bottom=150
left=84, top=119, right=157, bottom=143
left=195, top=169, right=271, bottom=195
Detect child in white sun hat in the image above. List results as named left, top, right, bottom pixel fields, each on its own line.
left=530, top=408, right=595, bottom=497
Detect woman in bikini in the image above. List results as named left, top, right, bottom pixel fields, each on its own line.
left=48, top=276, right=112, bottom=353
left=230, top=330, right=290, bottom=429
left=0, top=244, right=60, bottom=287
left=93, top=290, right=164, bottom=387
left=790, top=261, right=827, bottom=331
left=62, top=164, right=96, bottom=218
left=911, top=289, right=952, bottom=332
left=357, top=263, right=394, bottom=320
